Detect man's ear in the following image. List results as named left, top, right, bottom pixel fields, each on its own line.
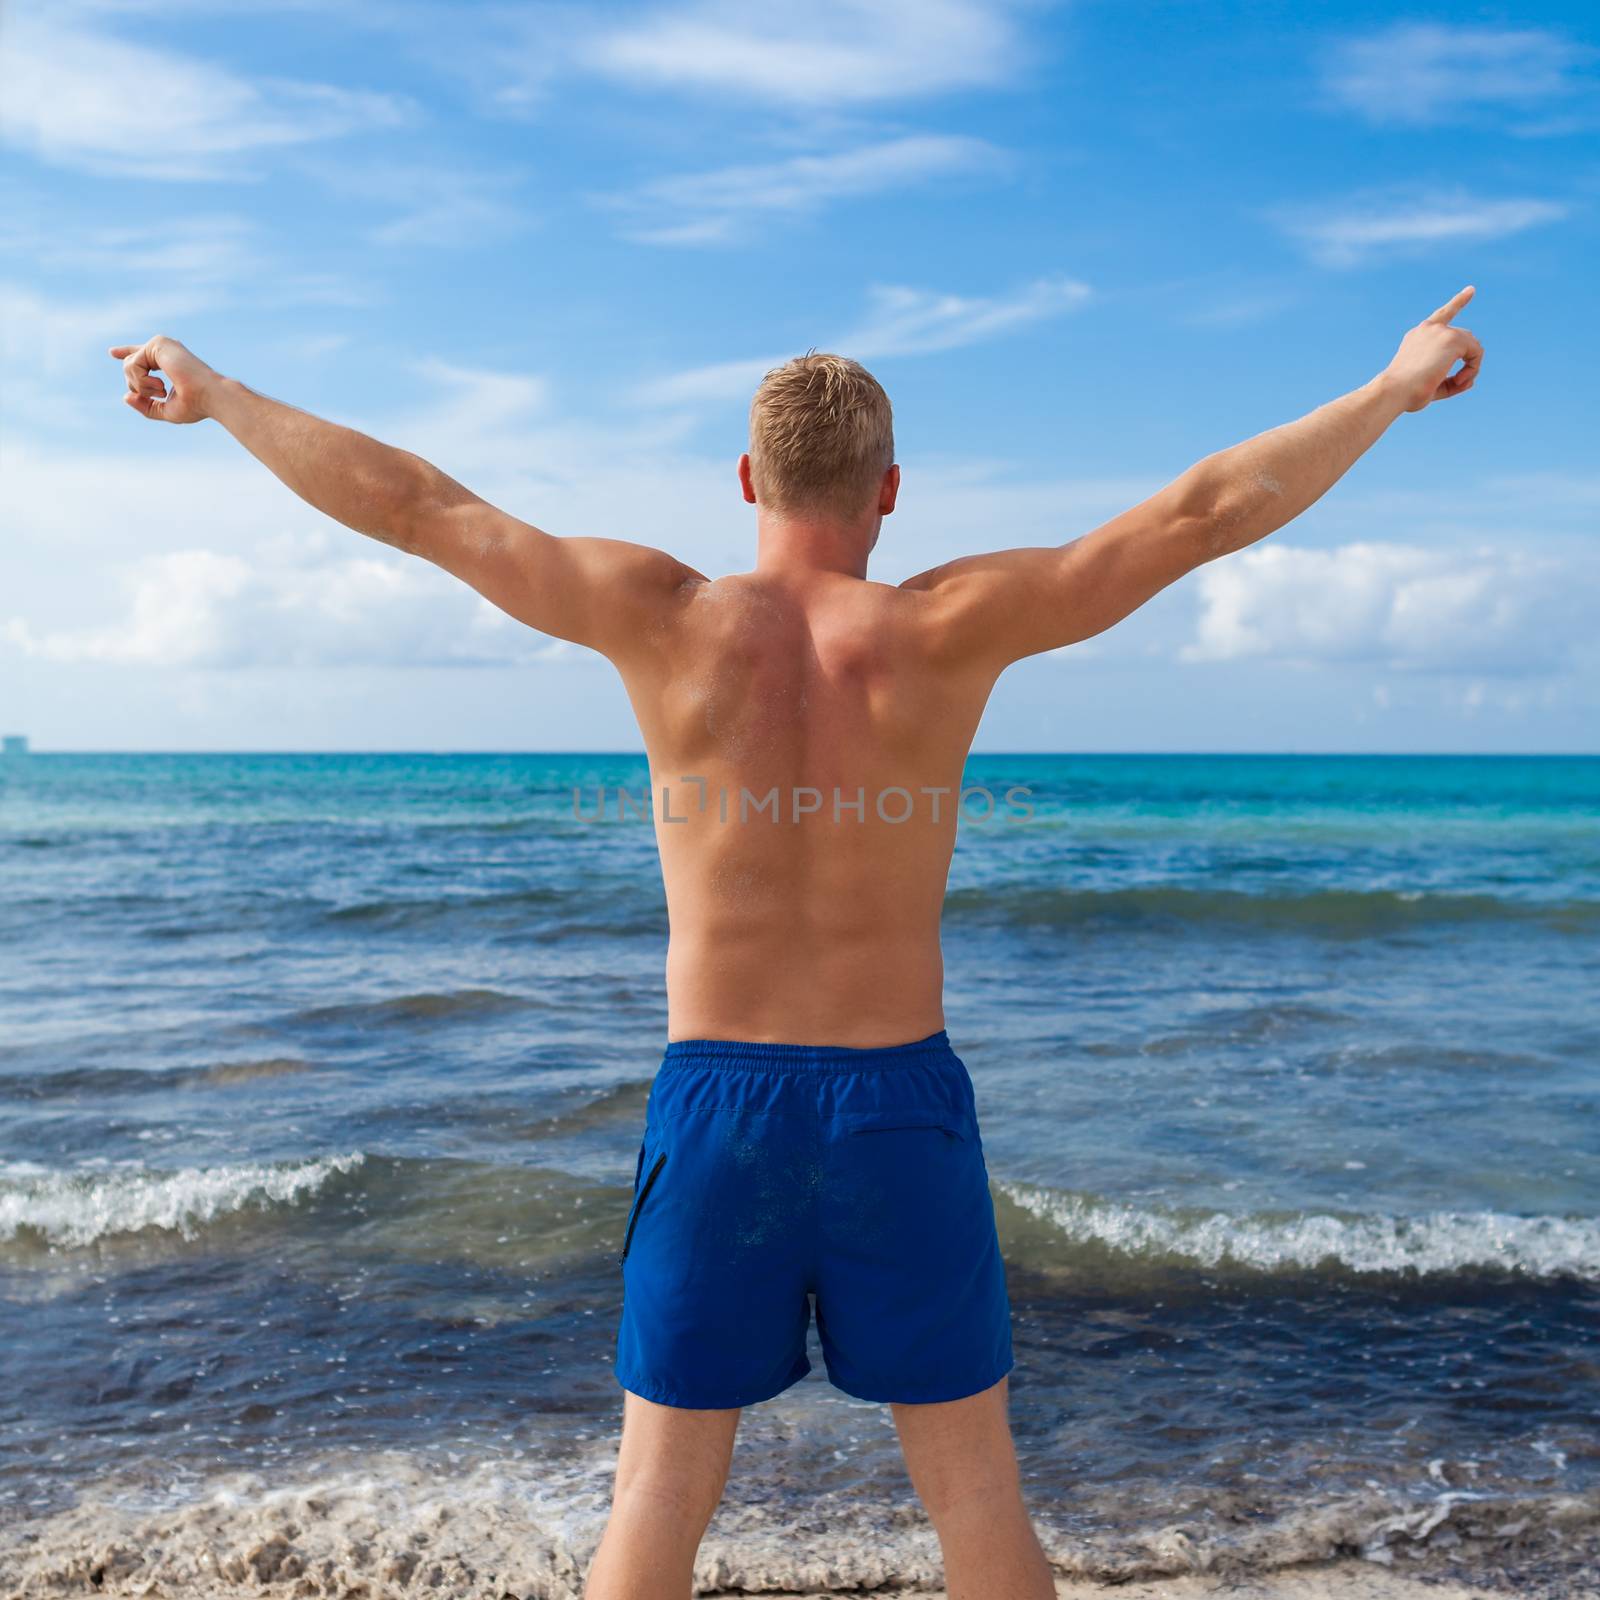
left=879, top=463, right=900, bottom=516
left=738, top=452, right=758, bottom=505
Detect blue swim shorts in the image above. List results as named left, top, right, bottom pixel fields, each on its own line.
left=614, top=1029, right=1014, bottom=1409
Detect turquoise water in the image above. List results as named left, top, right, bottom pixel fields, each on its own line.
left=1, top=753, right=1596, bottom=1589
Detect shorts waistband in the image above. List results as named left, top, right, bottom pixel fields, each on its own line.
left=662, top=1028, right=954, bottom=1071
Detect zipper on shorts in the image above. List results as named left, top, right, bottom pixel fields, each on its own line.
left=619, top=1150, right=666, bottom=1266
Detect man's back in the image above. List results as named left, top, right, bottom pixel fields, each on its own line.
left=621, top=568, right=995, bottom=1046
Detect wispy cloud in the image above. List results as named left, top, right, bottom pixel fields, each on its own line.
left=637, top=276, right=1092, bottom=405
left=605, top=134, right=1004, bottom=246
left=287, top=157, right=535, bottom=248
left=579, top=0, right=1024, bottom=108
left=3, top=212, right=261, bottom=284
left=1182, top=541, right=1594, bottom=676
left=847, top=278, right=1091, bottom=356
left=0, top=13, right=412, bottom=181
left=2, top=209, right=362, bottom=313
left=0, top=212, right=369, bottom=386
left=1479, top=472, right=1600, bottom=510
left=395, top=359, right=552, bottom=465
left=368, top=183, right=528, bottom=249
left=1278, top=189, right=1568, bottom=268
left=1323, top=23, right=1595, bottom=129
left=1180, top=289, right=1300, bottom=329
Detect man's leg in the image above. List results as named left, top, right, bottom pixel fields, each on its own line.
left=584, top=1389, right=740, bottom=1600
left=892, top=1376, right=1055, bottom=1600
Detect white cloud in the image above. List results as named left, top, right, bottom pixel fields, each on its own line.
left=1279, top=189, right=1567, bottom=268
left=1324, top=23, right=1593, bottom=128
left=637, top=276, right=1091, bottom=405
left=0, top=427, right=529, bottom=677
left=607, top=134, right=1003, bottom=245
left=2, top=545, right=566, bottom=669
left=1182, top=542, right=1594, bottom=676
left=0, top=13, right=411, bottom=180
left=580, top=0, right=1023, bottom=107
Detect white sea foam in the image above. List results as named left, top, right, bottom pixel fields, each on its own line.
left=0, top=1153, right=365, bottom=1248
left=2, top=1447, right=1592, bottom=1597
left=999, top=1182, right=1600, bottom=1281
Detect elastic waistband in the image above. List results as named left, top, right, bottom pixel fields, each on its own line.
left=662, top=1028, right=954, bottom=1071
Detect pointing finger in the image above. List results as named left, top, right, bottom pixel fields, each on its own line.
left=1427, top=285, right=1475, bottom=326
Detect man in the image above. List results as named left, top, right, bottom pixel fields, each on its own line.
left=109, top=289, right=1482, bottom=1599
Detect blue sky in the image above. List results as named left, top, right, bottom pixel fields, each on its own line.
left=2, top=0, right=1596, bottom=752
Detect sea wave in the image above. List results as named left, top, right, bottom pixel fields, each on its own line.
left=0, top=1153, right=365, bottom=1249
left=998, top=1182, right=1600, bottom=1283
left=0, top=1057, right=313, bottom=1102
left=1, top=1448, right=1592, bottom=1597
left=288, top=988, right=544, bottom=1027
left=944, top=882, right=1600, bottom=935
left=323, top=885, right=562, bottom=928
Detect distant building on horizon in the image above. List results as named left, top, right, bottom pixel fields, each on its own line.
left=2, top=735, right=29, bottom=756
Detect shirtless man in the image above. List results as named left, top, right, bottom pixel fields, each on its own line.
left=109, top=288, right=1482, bottom=1599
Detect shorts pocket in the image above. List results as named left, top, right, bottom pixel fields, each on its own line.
left=620, top=1147, right=667, bottom=1266
left=838, top=1110, right=971, bottom=1140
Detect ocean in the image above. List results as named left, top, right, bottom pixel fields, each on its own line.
left=1, top=752, right=1596, bottom=1595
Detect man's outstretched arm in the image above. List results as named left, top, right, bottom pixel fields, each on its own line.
left=107, top=337, right=704, bottom=657
left=903, top=287, right=1484, bottom=666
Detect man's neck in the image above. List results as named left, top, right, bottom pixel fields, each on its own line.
left=754, top=515, right=877, bottom=580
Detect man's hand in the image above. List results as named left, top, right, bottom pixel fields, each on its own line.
left=107, top=335, right=220, bottom=424
left=1382, top=286, right=1484, bottom=413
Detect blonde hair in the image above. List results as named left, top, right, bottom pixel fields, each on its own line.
left=747, top=351, right=894, bottom=518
